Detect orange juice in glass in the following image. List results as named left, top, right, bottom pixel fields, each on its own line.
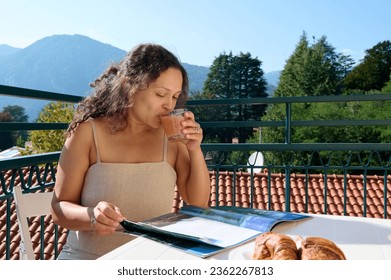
left=160, top=108, right=187, bottom=142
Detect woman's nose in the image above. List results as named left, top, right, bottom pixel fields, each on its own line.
left=163, top=97, right=175, bottom=111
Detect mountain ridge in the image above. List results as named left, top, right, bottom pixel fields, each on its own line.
left=0, top=34, right=279, bottom=120
left=0, top=44, right=21, bottom=57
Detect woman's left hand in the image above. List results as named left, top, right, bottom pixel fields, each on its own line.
left=181, top=110, right=203, bottom=150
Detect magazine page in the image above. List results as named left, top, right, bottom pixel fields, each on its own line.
left=120, top=215, right=225, bottom=258
left=179, top=205, right=311, bottom=232
left=215, top=206, right=311, bottom=230
left=155, top=215, right=261, bottom=248
left=121, top=212, right=261, bottom=248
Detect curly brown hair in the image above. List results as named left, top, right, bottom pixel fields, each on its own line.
left=67, top=43, right=189, bottom=136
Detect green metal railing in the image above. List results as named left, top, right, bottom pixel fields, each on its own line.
left=186, top=94, right=391, bottom=216
left=1, top=84, right=391, bottom=259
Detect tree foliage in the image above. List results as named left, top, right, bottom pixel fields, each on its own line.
left=25, top=102, right=74, bottom=154
left=257, top=33, right=391, bottom=172
left=382, top=73, right=391, bottom=93
left=0, top=111, right=14, bottom=150
left=274, top=32, right=348, bottom=97
left=344, top=40, right=391, bottom=91
left=196, top=51, right=268, bottom=144
left=2, top=105, right=29, bottom=122
left=263, top=33, right=350, bottom=147
left=0, top=105, right=29, bottom=150
left=2, top=105, right=29, bottom=145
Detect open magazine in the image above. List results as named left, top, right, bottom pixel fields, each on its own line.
left=120, top=205, right=311, bottom=258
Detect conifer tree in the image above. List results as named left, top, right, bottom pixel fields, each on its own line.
left=201, top=52, right=267, bottom=144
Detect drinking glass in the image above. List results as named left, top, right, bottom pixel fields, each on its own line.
left=160, top=108, right=188, bottom=142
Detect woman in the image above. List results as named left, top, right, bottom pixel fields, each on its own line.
left=51, top=43, right=211, bottom=259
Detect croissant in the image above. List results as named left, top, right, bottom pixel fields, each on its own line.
left=299, top=236, right=346, bottom=260
left=252, top=232, right=298, bottom=260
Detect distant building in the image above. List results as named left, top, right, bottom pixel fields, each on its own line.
left=0, top=146, right=24, bottom=159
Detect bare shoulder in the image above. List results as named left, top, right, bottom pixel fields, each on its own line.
left=66, top=121, right=93, bottom=143
left=57, top=120, right=98, bottom=170
left=62, top=121, right=95, bottom=157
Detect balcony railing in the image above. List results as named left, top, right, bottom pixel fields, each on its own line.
left=1, top=84, right=391, bottom=259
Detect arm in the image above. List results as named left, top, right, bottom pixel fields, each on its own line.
left=175, top=111, right=211, bottom=207
left=51, top=121, right=124, bottom=235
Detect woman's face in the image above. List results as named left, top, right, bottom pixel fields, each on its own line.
left=130, top=67, right=183, bottom=128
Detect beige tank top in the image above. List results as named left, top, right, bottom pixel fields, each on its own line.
left=58, top=120, right=177, bottom=259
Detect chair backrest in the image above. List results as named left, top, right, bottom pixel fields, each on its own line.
left=13, top=185, right=54, bottom=260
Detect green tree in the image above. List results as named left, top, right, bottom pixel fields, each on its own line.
left=0, top=111, right=14, bottom=150
left=200, top=51, right=268, bottom=144
left=2, top=105, right=29, bottom=145
left=338, top=53, right=356, bottom=79
left=274, top=32, right=346, bottom=98
left=344, top=40, right=391, bottom=91
left=26, top=102, right=74, bottom=154
left=2, top=105, right=29, bottom=122
left=259, top=33, right=384, bottom=173
left=264, top=33, right=348, bottom=145
left=382, top=73, right=391, bottom=93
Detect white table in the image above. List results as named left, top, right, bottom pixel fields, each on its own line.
left=98, top=214, right=391, bottom=260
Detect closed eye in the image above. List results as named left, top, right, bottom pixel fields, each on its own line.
left=156, top=91, right=180, bottom=99
left=173, top=93, right=181, bottom=100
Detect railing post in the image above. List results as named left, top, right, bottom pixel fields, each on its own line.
left=284, top=102, right=292, bottom=212
left=384, top=170, right=388, bottom=219
left=285, top=102, right=292, bottom=145
left=285, top=169, right=291, bottom=212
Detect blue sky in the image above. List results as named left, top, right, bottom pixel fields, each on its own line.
left=0, top=0, right=390, bottom=72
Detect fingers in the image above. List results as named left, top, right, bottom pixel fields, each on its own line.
left=90, top=202, right=125, bottom=235
left=182, top=123, right=202, bottom=136
left=179, top=111, right=203, bottom=150
left=181, top=111, right=202, bottom=136
left=183, top=110, right=194, bottom=119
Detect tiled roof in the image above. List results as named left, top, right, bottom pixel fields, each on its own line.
left=208, top=171, right=391, bottom=219
left=1, top=168, right=390, bottom=260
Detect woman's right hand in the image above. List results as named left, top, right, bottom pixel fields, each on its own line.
left=89, top=201, right=125, bottom=235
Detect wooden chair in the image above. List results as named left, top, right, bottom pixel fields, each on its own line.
left=13, top=185, right=54, bottom=260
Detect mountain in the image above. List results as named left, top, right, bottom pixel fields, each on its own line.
left=0, top=34, right=280, bottom=120
left=0, top=44, right=21, bottom=57
left=0, top=35, right=128, bottom=120
left=0, top=34, right=126, bottom=95
left=182, top=63, right=209, bottom=93
left=264, top=70, right=281, bottom=86
left=0, top=35, right=211, bottom=120
left=264, top=70, right=281, bottom=96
